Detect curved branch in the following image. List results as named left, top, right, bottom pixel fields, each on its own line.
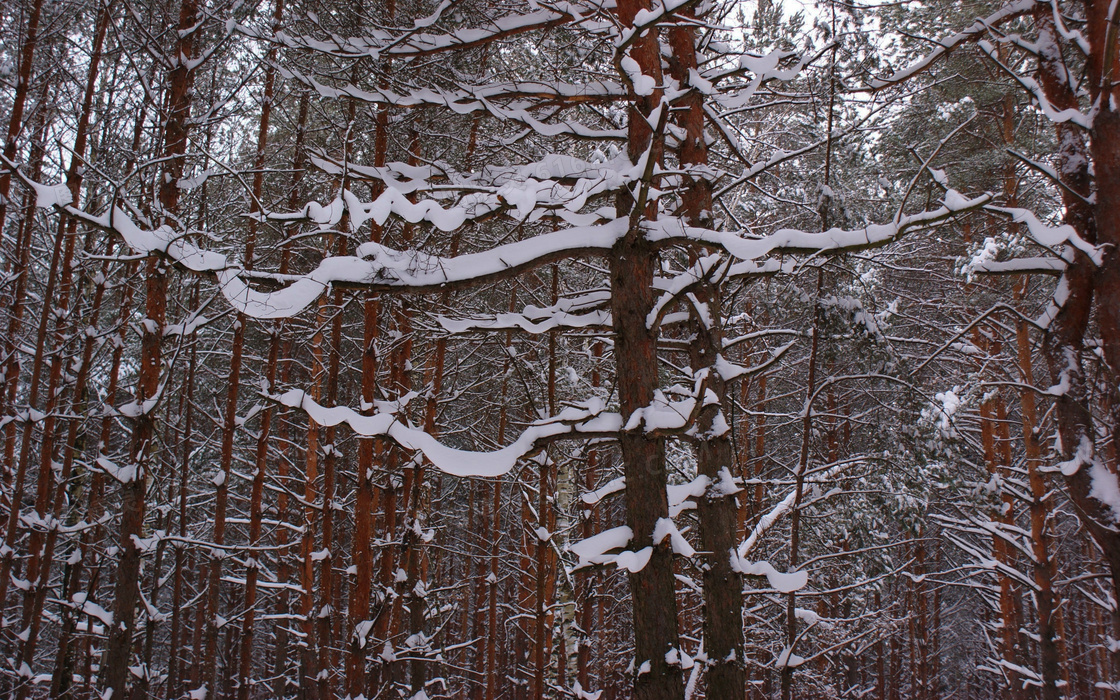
left=275, top=389, right=622, bottom=478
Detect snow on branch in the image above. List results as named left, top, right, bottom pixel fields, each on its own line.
left=868, top=0, right=1038, bottom=90
left=276, top=366, right=724, bottom=478
left=646, top=253, right=727, bottom=330
left=294, top=68, right=629, bottom=109
left=733, top=560, right=808, bottom=594
left=975, top=40, right=1092, bottom=129
left=616, top=0, right=704, bottom=52
left=734, top=461, right=851, bottom=577
left=712, top=343, right=797, bottom=381
left=252, top=1, right=614, bottom=59
left=285, top=67, right=627, bottom=141
left=985, top=205, right=1101, bottom=262
left=302, top=158, right=628, bottom=227
left=275, top=390, right=622, bottom=478
left=37, top=185, right=632, bottom=317
left=438, top=289, right=611, bottom=334
left=567, top=526, right=652, bottom=572
left=966, top=257, right=1066, bottom=276
left=20, top=163, right=1016, bottom=327
left=709, top=49, right=806, bottom=109
left=219, top=218, right=631, bottom=317
left=649, top=190, right=992, bottom=257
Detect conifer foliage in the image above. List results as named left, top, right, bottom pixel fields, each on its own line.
left=0, top=0, right=1118, bottom=698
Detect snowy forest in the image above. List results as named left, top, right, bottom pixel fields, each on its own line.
left=1, top=0, right=1119, bottom=697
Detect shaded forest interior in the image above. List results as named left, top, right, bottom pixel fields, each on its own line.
left=1, top=0, right=1120, bottom=698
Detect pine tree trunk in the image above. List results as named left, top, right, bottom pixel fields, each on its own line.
left=979, top=389, right=1021, bottom=697
left=100, top=0, right=200, bottom=691
left=612, top=3, right=681, bottom=697
left=486, top=288, right=517, bottom=700
left=0, top=75, right=50, bottom=499
left=667, top=11, right=745, bottom=699
left=781, top=271, right=822, bottom=700
left=16, top=0, right=112, bottom=658
left=0, top=100, right=72, bottom=612
left=1011, top=277, right=1062, bottom=699
left=0, top=0, right=45, bottom=247
left=577, top=340, right=604, bottom=695
left=234, top=7, right=286, bottom=691
left=12, top=1, right=112, bottom=691
left=299, top=280, right=328, bottom=699
left=165, top=282, right=199, bottom=700
left=317, top=234, right=347, bottom=698
left=51, top=87, right=151, bottom=693
left=271, top=88, right=309, bottom=700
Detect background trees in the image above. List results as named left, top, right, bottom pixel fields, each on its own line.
left=0, top=0, right=1117, bottom=699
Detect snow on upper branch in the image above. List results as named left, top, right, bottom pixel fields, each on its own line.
left=276, top=390, right=621, bottom=478
left=256, top=1, right=617, bottom=60
left=868, top=0, right=1039, bottom=90
left=33, top=168, right=1005, bottom=323
left=646, top=189, right=993, bottom=257
left=285, top=67, right=629, bottom=141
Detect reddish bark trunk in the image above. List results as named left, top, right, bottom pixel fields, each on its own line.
left=270, top=88, right=310, bottom=699
left=1029, top=12, right=1120, bottom=689
left=100, top=0, right=200, bottom=691
left=0, top=78, right=50, bottom=496
left=0, top=0, right=45, bottom=247
left=781, top=271, right=822, bottom=700
left=1012, top=279, right=1061, bottom=700
left=9, top=9, right=113, bottom=687
left=49, top=251, right=142, bottom=696
left=667, top=10, right=745, bottom=699
left=612, top=2, right=682, bottom=697
left=317, top=235, right=347, bottom=697
left=166, top=282, right=199, bottom=700
left=577, top=340, right=604, bottom=694
left=235, top=4, right=286, bottom=692
left=0, top=105, right=76, bottom=610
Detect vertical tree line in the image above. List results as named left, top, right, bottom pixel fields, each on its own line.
left=0, top=0, right=1118, bottom=699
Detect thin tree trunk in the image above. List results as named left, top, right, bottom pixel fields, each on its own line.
left=0, top=0, right=45, bottom=248
left=317, top=234, right=346, bottom=698
left=100, top=0, right=201, bottom=691
left=577, top=340, right=604, bottom=695
left=914, top=542, right=930, bottom=700
left=1012, top=277, right=1062, bottom=699
left=0, top=75, right=50, bottom=497
left=271, top=88, right=309, bottom=700
left=532, top=268, right=560, bottom=700
left=345, top=3, right=395, bottom=691
left=49, top=248, right=141, bottom=696
left=9, top=5, right=111, bottom=691
left=299, top=277, right=328, bottom=699
left=976, top=371, right=1022, bottom=700
left=234, top=5, right=286, bottom=692
left=780, top=270, right=822, bottom=700
left=165, top=282, right=199, bottom=700
left=50, top=75, right=153, bottom=690
left=0, top=99, right=73, bottom=611
left=485, top=287, right=518, bottom=700
left=349, top=293, right=380, bottom=695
